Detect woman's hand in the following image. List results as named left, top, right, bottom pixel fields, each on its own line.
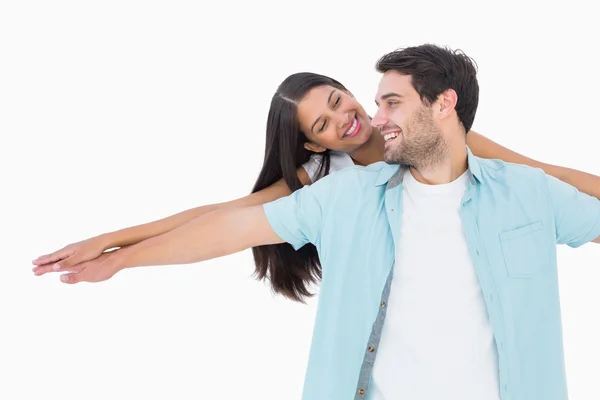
left=55, top=249, right=124, bottom=284
left=32, top=236, right=111, bottom=276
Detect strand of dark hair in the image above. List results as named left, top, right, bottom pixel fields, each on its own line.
left=250, top=75, right=341, bottom=302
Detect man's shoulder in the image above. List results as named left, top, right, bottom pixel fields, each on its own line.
left=473, top=157, right=556, bottom=221
left=475, top=156, right=547, bottom=183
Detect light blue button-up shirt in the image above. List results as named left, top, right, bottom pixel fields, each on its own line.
left=263, top=148, right=600, bottom=400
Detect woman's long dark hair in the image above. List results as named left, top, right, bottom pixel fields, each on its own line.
left=251, top=72, right=348, bottom=302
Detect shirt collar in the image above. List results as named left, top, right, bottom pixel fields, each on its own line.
left=374, top=146, right=482, bottom=188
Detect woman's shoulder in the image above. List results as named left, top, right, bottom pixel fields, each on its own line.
left=302, top=151, right=355, bottom=182
left=328, top=151, right=355, bottom=171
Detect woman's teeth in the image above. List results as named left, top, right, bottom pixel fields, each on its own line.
left=343, top=117, right=358, bottom=137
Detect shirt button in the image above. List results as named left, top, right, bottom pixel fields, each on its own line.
left=381, top=301, right=386, bottom=308
left=368, top=345, right=375, bottom=352
left=358, top=388, right=366, bottom=395
left=390, top=208, right=394, bottom=212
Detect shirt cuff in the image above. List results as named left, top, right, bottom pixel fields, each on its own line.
left=569, top=210, right=600, bottom=248
left=263, top=201, right=306, bottom=251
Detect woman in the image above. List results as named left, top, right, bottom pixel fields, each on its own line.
left=32, top=72, right=600, bottom=301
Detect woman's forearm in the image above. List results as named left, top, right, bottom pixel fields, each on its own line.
left=101, top=176, right=298, bottom=250
left=100, top=204, right=220, bottom=249
left=542, top=165, right=600, bottom=200
left=467, top=131, right=600, bottom=199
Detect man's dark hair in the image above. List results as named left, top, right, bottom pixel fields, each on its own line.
left=375, top=44, right=479, bottom=133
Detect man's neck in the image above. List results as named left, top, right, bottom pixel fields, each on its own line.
left=410, top=138, right=468, bottom=185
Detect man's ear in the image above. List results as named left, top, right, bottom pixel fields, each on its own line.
left=436, top=88, right=458, bottom=119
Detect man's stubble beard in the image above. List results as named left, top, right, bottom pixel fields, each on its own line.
left=384, top=106, right=448, bottom=172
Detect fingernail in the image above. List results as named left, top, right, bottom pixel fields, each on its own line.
left=60, top=275, right=68, bottom=283
left=53, top=263, right=61, bottom=271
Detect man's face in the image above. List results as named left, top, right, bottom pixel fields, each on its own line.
left=372, top=71, right=447, bottom=170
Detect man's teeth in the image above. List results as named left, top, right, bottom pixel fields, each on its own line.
left=384, top=131, right=400, bottom=141
left=344, top=118, right=358, bottom=137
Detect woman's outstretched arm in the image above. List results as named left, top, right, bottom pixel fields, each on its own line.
left=467, top=131, right=600, bottom=199
left=32, top=167, right=311, bottom=275
left=53, top=205, right=284, bottom=284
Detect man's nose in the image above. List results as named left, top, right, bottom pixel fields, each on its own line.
left=371, top=108, right=388, bottom=127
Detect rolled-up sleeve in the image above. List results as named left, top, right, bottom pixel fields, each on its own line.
left=545, top=174, right=600, bottom=247
left=263, top=174, right=337, bottom=250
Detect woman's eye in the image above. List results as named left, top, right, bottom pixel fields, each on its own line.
left=320, top=120, right=327, bottom=132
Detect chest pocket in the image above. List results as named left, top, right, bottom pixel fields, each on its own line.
left=499, top=221, right=549, bottom=278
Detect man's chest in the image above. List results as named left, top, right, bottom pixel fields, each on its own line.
left=396, top=202, right=476, bottom=285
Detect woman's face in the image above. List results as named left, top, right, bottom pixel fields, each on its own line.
left=296, top=85, right=373, bottom=153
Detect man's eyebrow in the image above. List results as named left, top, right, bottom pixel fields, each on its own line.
left=375, top=92, right=402, bottom=106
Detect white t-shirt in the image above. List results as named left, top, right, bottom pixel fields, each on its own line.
left=301, top=151, right=354, bottom=183
left=370, top=169, right=500, bottom=400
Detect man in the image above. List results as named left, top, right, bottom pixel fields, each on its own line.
left=42, top=45, right=600, bottom=399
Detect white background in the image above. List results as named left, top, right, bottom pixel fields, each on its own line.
left=1, top=1, right=599, bottom=399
